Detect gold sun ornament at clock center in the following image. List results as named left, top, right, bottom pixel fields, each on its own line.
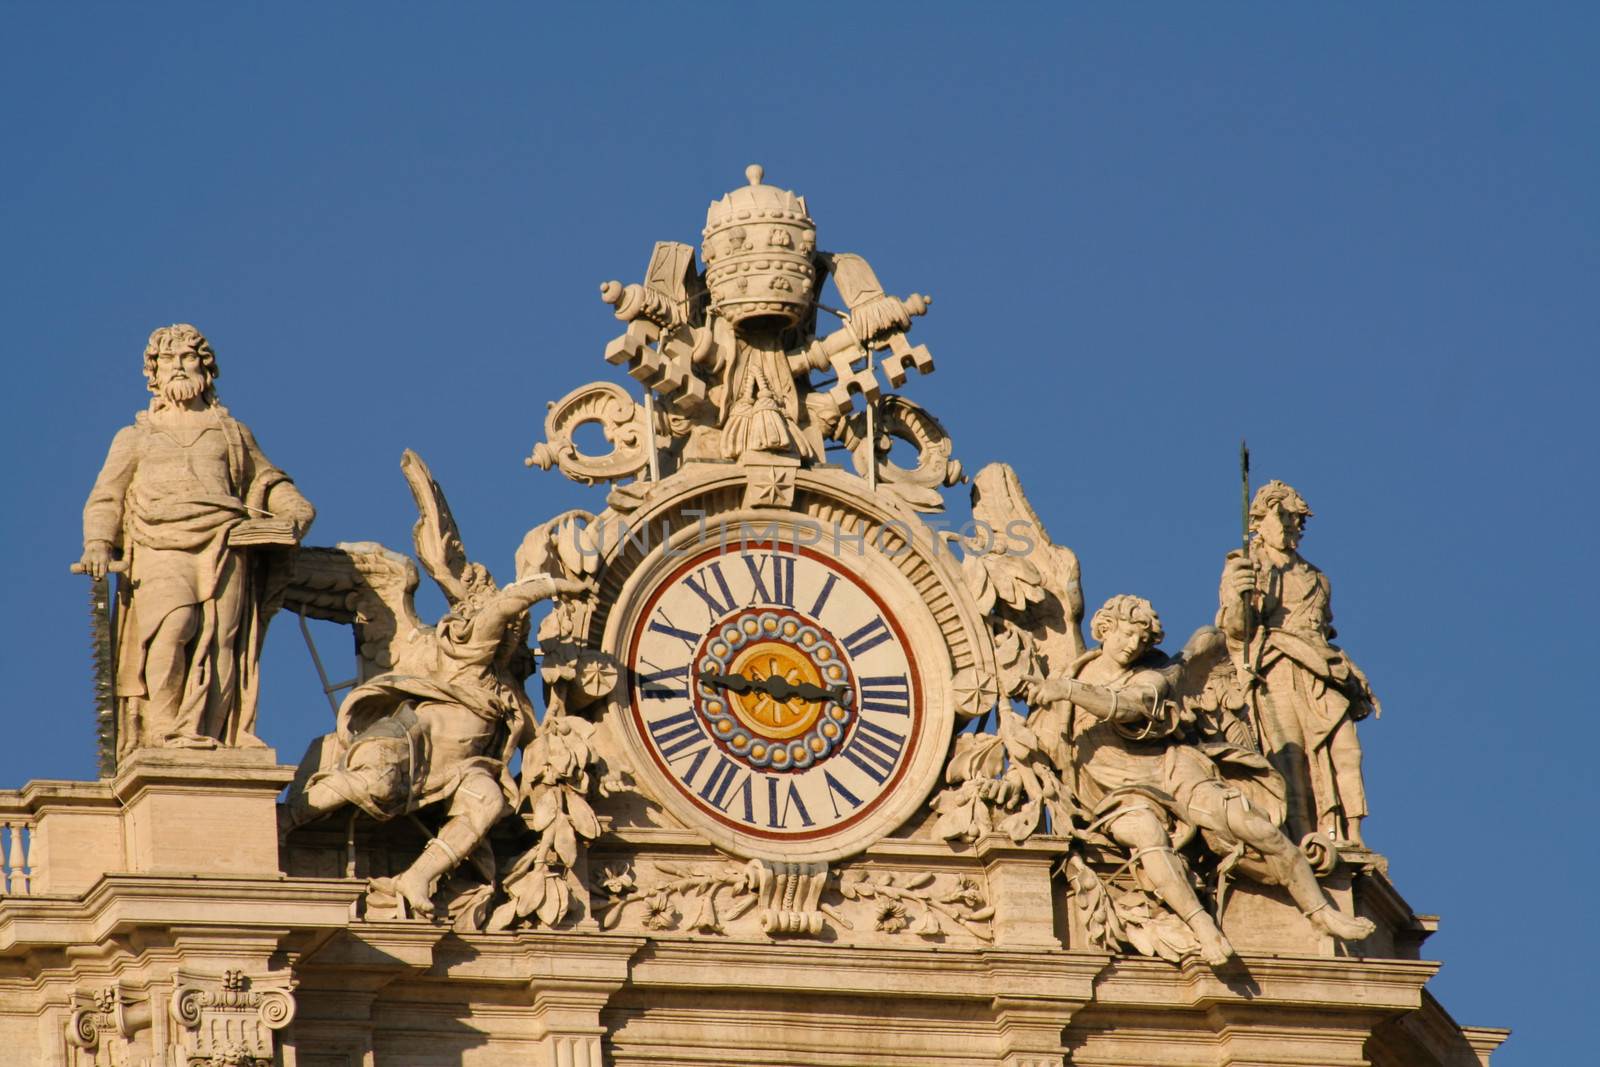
left=726, top=642, right=829, bottom=740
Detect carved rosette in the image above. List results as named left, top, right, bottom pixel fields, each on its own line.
left=169, top=970, right=296, bottom=1067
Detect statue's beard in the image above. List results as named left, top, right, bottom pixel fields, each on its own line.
left=160, top=375, right=207, bottom=406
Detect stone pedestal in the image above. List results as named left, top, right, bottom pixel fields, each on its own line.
left=976, top=836, right=1063, bottom=949
left=112, top=748, right=294, bottom=878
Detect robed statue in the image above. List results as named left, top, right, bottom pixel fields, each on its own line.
left=79, top=324, right=315, bottom=755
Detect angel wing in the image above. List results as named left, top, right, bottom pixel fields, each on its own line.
left=280, top=542, right=427, bottom=684
left=964, top=462, right=1086, bottom=690
left=1163, top=625, right=1255, bottom=750
left=401, top=448, right=485, bottom=608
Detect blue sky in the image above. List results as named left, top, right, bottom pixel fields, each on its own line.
left=2, top=5, right=1594, bottom=1060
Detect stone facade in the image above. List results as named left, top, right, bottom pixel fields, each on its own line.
left=1, top=168, right=1505, bottom=1066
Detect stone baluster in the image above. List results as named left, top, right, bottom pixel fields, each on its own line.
left=3, top=821, right=30, bottom=896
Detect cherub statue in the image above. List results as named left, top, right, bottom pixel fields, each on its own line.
left=78, top=324, right=315, bottom=755
left=1021, top=595, right=1375, bottom=966
left=1217, top=481, right=1379, bottom=846
left=281, top=451, right=592, bottom=918
left=598, top=164, right=933, bottom=466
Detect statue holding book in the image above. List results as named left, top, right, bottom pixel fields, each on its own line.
left=78, top=324, right=315, bottom=755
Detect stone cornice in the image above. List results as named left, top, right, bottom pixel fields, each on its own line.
left=1091, top=953, right=1442, bottom=1013
left=0, top=876, right=361, bottom=956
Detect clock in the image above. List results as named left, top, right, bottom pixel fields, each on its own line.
left=595, top=469, right=994, bottom=862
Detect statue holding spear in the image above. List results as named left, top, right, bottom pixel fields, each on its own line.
left=1216, top=466, right=1379, bottom=847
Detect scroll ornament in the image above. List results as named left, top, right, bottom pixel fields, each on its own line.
left=526, top=381, right=654, bottom=486
left=66, top=983, right=151, bottom=1063
left=842, top=394, right=965, bottom=513
left=168, top=970, right=295, bottom=1067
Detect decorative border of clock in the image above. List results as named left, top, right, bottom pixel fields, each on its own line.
left=588, top=468, right=993, bottom=862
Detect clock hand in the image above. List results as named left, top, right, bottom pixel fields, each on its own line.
left=763, top=675, right=853, bottom=707
left=698, top=669, right=757, bottom=695
left=698, top=670, right=852, bottom=708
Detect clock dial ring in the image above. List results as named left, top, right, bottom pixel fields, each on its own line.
left=594, top=470, right=992, bottom=863
left=624, top=539, right=924, bottom=851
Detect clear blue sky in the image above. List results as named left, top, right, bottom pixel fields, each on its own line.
left=2, top=5, right=1593, bottom=1061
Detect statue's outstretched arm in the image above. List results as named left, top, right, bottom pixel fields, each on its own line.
left=469, top=575, right=587, bottom=639
left=1022, top=673, right=1163, bottom=726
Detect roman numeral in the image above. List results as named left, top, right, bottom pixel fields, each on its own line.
left=638, top=664, right=689, bottom=700
left=648, top=615, right=700, bottom=653
left=808, top=573, right=839, bottom=618
left=742, top=551, right=795, bottom=607
left=683, top=560, right=737, bottom=620
left=838, top=718, right=905, bottom=785
left=698, top=755, right=754, bottom=822
left=859, top=674, right=910, bottom=716
left=647, top=709, right=708, bottom=760
left=766, top=776, right=814, bottom=828
left=841, top=616, right=893, bottom=659
left=823, top=769, right=863, bottom=817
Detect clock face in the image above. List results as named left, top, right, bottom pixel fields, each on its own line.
left=623, top=538, right=926, bottom=857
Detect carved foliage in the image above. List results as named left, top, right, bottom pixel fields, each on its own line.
left=1062, top=854, right=1201, bottom=963
left=592, top=860, right=760, bottom=935
left=590, top=860, right=838, bottom=940
left=932, top=708, right=1080, bottom=845
left=484, top=713, right=608, bottom=932
left=589, top=860, right=995, bottom=944
left=464, top=516, right=620, bottom=933
left=836, top=868, right=993, bottom=941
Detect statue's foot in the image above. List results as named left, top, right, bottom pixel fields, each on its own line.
left=1187, top=912, right=1237, bottom=967
left=1342, top=820, right=1367, bottom=849
left=1306, top=904, right=1375, bottom=942
left=391, top=868, right=438, bottom=918
left=164, top=733, right=218, bottom=750
left=235, top=731, right=270, bottom=750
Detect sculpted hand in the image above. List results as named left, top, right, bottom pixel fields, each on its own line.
left=1222, top=552, right=1256, bottom=599
left=1019, top=674, right=1071, bottom=706
left=509, top=574, right=592, bottom=598
left=551, top=576, right=594, bottom=598
left=79, top=541, right=113, bottom=580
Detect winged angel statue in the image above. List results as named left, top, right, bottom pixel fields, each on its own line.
left=934, top=464, right=1373, bottom=967
left=281, top=451, right=617, bottom=928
